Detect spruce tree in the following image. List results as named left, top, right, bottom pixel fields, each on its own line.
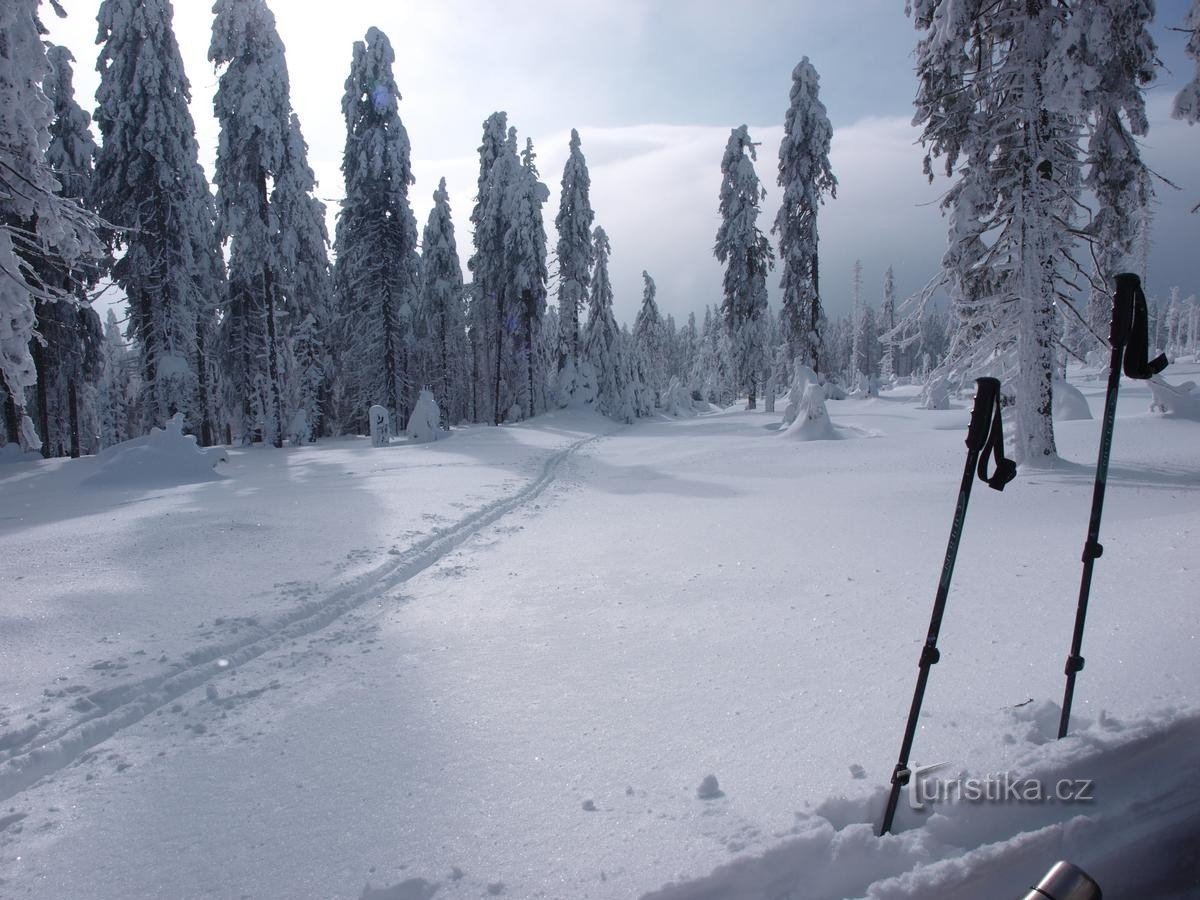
left=775, top=58, right=837, bottom=374
left=1174, top=1, right=1200, bottom=125
left=910, top=0, right=1083, bottom=465
left=97, top=308, right=133, bottom=449
left=715, top=126, right=774, bottom=410
left=879, top=265, right=898, bottom=381
left=418, top=178, right=467, bottom=423
left=210, top=0, right=293, bottom=446
left=508, top=138, right=550, bottom=420
left=1, top=3, right=102, bottom=451
left=334, top=28, right=421, bottom=433
left=93, top=0, right=223, bottom=441
left=634, top=270, right=666, bottom=407
left=28, top=45, right=103, bottom=458
left=467, top=112, right=513, bottom=424
left=554, top=129, right=595, bottom=393
left=583, top=227, right=632, bottom=422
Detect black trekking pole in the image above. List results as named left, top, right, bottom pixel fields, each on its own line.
left=879, top=377, right=1015, bottom=836
left=1057, top=273, right=1166, bottom=739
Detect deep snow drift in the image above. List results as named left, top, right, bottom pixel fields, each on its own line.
left=0, top=364, right=1197, bottom=899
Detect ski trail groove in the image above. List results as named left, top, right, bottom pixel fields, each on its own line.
left=0, top=431, right=607, bottom=804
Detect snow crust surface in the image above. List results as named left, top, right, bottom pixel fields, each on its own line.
left=0, top=366, right=1197, bottom=899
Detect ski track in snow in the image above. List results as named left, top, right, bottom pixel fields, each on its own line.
left=0, top=429, right=610, bottom=805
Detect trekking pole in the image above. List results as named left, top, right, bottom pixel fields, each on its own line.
left=879, top=377, right=1015, bottom=836
left=1057, top=273, right=1166, bottom=739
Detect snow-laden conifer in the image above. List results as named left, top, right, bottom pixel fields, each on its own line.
left=879, top=266, right=898, bottom=381
left=1174, top=2, right=1200, bottom=125
left=1046, top=1, right=1157, bottom=351
left=715, top=126, right=774, bottom=410
left=93, top=0, right=222, bottom=440
left=583, top=227, right=632, bottom=422
left=775, top=58, right=837, bottom=374
left=1, top=5, right=102, bottom=451
left=97, top=308, right=134, bottom=448
left=909, top=0, right=1084, bottom=465
left=634, top=271, right=667, bottom=407
left=273, top=113, right=333, bottom=441
left=507, top=138, right=550, bottom=420
left=210, top=0, right=293, bottom=446
left=334, top=28, right=421, bottom=432
left=554, top=129, right=595, bottom=393
left=418, top=178, right=468, bottom=424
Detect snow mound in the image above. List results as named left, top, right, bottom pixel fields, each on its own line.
left=406, top=389, right=445, bottom=443
left=662, top=377, right=698, bottom=417
left=781, top=362, right=819, bottom=427
left=1148, top=376, right=1200, bottom=420
left=921, top=376, right=951, bottom=410
left=85, top=414, right=226, bottom=488
left=782, top=384, right=838, bottom=441
left=643, top=710, right=1200, bottom=900
left=0, top=444, right=42, bottom=465
left=1052, top=376, right=1092, bottom=420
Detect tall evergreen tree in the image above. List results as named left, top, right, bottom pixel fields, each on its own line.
left=467, top=112, right=513, bottom=424
left=210, top=0, right=292, bottom=447
left=418, top=177, right=468, bottom=424
left=583, top=226, right=632, bottom=422
left=775, top=58, right=837, bottom=374
left=274, top=113, right=333, bottom=442
left=27, top=44, right=103, bottom=458
left=334, top=27, right=421, bottom=433
left=910, top=0, right=1083, bottom=465
left=1, top=3, right=102, bottom=451
left=634, top=270, right=667, bottom=407
left=97, top=308, right=134, bottom=449
left=509, top=138, right=550, bottom=420
left=879, top=265, right=898, bottom=380
left=849, top=259, right=865, bottom=381
left=554, top=128, right=595, bottom=393
left=1047, top=1, right=1156, bottom=351
left=715, top=125, right=774, bottom=409
left=1174, top=1, right=1200, bottom=125
left=93, top=0, right=223, bottom=441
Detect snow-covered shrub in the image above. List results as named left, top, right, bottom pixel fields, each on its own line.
left=782, top=383, right=837, bottom=441
left=85, top=413, right=226, bottom=488
left=1052, top=377, right=1092, bottom=421
left=406, top=389, right=445, bottom=442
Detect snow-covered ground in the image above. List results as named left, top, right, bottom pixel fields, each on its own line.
left=1, top=364, right=1197, bottom=899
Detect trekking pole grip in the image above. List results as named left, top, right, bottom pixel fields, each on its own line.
left=966, top=377, right=1000, bottom=452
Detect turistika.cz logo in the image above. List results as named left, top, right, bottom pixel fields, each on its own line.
left=907, top=763, right=1095, bottom=810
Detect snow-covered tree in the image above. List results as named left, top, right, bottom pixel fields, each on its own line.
left=715, top=125, right=774, bottom=409
left=849, top=260, right=865, bottom=382
left=583, top=226, right=633, bottom=422
left=1, top=4, right=102, bottom=451
left=1174, top=1, right=1200, bottom=125
left=1046, top=1, right=1156, bottom=351
left=93, top=0, right=223, bottom=441
left=24, top=44, right=104, bottom=458
left=910, top=0, right=1084, bottom=465
left=775, top=58, right=837, bottom=373
left=96, top=307, right=136, bottom=448
left=467, top=112, right=514, bottom=424
left=274, top=113, right=333, bottom=442
left=554, top=129, right=594, bottom=393
left=507, top=138, right=550, bottom=420
left=210, top=0, right=293, bottom=446
left=634, top=270, right=667, bottom=407
left=879, top=266, right=898, bottom=381
left=334, top=28, right=421, bottom=433
left=417, top=178, right=468, bottom=424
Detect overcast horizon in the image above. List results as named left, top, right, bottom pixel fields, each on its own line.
left=47, top=0, right=1200, bottom=328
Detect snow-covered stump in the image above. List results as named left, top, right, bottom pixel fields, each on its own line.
left=1148, top=377, right=1200, bottom=419
left=369, top=405, right=390, bottom=447
left=781, top=361, right=818, bottom=427
left=782, top=383, right=837, bottom=441
left=921, top=376, right=951, bottom=410
left=406, top=389, right=445, bottom=443
left=1052, top=376, right=1093, bottom=421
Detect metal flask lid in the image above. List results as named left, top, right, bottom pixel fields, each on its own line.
left=1022, top=861, right=1102, bottom=900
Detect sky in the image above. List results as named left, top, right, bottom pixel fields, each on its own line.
left=45, top=0, right=1200, bottom=327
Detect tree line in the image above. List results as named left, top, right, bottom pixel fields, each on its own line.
left=2, top=0, right=1198, bottom=462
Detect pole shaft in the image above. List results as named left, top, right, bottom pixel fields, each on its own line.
left=1058, top=339, right=1123, bottom=738
left=880, top=447, right=980, bottom=835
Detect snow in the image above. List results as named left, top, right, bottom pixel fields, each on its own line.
left=782, top=382, right=838, bottom=441
left=1052, top=376, right=1093, bottom=421
left=1, top=365, right=1197, bottom=899
left=405, top=389, right=444, bottom=443
left=83, top=413, right=227, bottom=488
